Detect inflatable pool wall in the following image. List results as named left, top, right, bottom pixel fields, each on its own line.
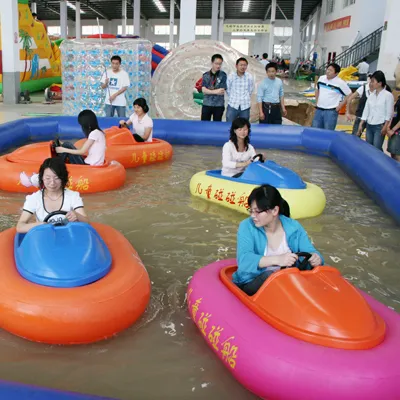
left=0, top=117, right=398, bottom=224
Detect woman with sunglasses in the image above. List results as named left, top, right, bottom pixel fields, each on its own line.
left=233, top=184, right=324, bottom=296
left=17, top=158, right=88, bottom=233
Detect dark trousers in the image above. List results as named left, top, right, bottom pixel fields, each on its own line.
left=237, top=270, right=274, bottom=296
left=201, top=105, right=225, bottom=121
left=58, top=142, right=86, bottom=164
left=259, top=102, right=282, bottom=125
left=133, top=134, right=145, bottom=142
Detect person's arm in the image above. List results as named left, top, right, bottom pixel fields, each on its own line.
left=382, top=93, right=395, bottom=134
left=296, top=222, right=324, bottom=266
left=16, top=210, right=44, bottom=233
left=109, top=86, right=128, bottom=102
left=257, top=82, right=265, bottom=120
left=226, top=74, right=232, bottom=97
left=346, top=90, right=360, bottom=120
left=336, top=94, right=349, bottom=112
left=66, top=207, right=89, bottom=223
left=100, top=72, right=108, bottom=89
left=337, top=83, right=352, bottom=112
left=142, top=127, right=153, bottom=141
left=222, top=143, right=250, bottom=169
left=358, top=100, right=370, bottom=134
left=56, top=138, right=94, bottom=156
left=387, top=119, right=400, bottom=137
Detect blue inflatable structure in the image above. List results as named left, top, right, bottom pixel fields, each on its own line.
left=15, top=223, right=112, bottom=288
left=0, top=116, right=399, bottom=396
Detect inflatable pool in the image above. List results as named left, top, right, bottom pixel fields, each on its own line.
left=188, top=258, right=400, bottom=399
left=190, top=160, right=326, bottom=219
left=0, top=117, right=398, bottom=224
left=74, top=126, right=173, bottom=168
left=0, top=221, right=151, bottom=344
left=0, top=140, right=126, bottom=194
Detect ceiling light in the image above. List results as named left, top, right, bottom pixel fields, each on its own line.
left=67, top=1, right=86, bottom=14
left=242, top=0, right=250, bottom=12
left=153, top=0, right=166, bottom=12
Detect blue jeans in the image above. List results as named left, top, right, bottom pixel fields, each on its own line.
left=311, top=108, right=339, bottom=131
left=366, top=123, right=385, bottom=151
left=226, top=105, right=250, bottom=122
left=104, top=104, right=126, bottom=117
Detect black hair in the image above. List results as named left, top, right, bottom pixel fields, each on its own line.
left=32, top=12, right=37, bottom=17
left=78, top=109, right=103, bottom=138
left=211, top=54, right=223, bottom=63
left=38, top=158, right=69, bottom=190
left=362, top=57, right=367, bottom=62
left=371, top=70, right=392, bottom=92
left=327, top=62, right=341, bottom=74
left=236, top=57, right=248, bottom=65
left=133, top=97, right=149, bottom=113
left=266, top=62, right=278, bottom=72
left=229, top=117, right=251, bottom=151
left=248, top=184, right=290, bottom=217
left=263, top=53, right=268, bottom=59
left=111, top=55, right=122, bottom=63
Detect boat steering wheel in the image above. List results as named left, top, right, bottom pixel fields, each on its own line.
left=295, top=252, right=313, bottom=271
left=50, top=137, right=61, bottom=158
left=252, top=153, right=265, bottom=163
left=43, top=210, right=68, bottom=226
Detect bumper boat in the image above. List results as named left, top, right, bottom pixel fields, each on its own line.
left=0, top=215, right=151, bottom=344
left=188, top=256, right=400, bottom=399
left=190, top=159, right=326, bottom=219
left=74, top=126, right=173, bottom=168
left=0, top=140, right=126, bottom=194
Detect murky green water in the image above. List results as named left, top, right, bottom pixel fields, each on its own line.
left=0, top=145, right=399, bottom=399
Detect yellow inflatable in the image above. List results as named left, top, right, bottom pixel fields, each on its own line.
left=0, top=0, right=61, bottom=93
left=338, top=66, right=358, bottom=81
left=190, top=171, right=326, bottom=219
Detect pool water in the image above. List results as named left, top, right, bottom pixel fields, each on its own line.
left=0, top=145, right=399, bottom=399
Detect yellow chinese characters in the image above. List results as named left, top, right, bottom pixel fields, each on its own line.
left=75, top=176, right=89, bottom=191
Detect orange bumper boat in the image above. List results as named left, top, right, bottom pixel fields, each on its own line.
left=0, top=141, right=126, bottom=193
left=75, top=126, right=173, bottom=168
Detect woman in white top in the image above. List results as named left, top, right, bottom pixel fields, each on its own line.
left=222, top=117, right=261, bottom=178
left=120, top=98, right=153, bottom=142
left=358, top=71, right=394, bottom=151
left=55, top=110, right=106, bottom=165
left=17, top=158, right=88, bottom=233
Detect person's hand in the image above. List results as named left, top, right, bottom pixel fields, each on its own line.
left=346, top=113, right=355, bottom=122
left=216, top=88, right=225, bottom=95
left=66, top=210, right=78, bottom=222
left=104, top=78, right=109, bottom=86
left=381, top=126, right=388, bottom=136
left=277, top=253, right=298, bottom=267
left=119, top=119, right=126, bottom=126
left=282, top=107, right=287, bottom=117
left=336, top=104, right=342, bottom=112
left=259, top=111, right=265, bottom=121
left=387, top=129, right=395, bottom=138
left=309, top=253, right=322, bottom=267
left=55, top=146, right=64, bottom=154
left=109, top=93, right=117, bottom=102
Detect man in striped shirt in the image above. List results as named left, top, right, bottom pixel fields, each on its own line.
left=226, top=57, right=254, bottom=122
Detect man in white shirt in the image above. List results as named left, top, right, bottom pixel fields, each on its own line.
left=260, top=53, right=269, bottom=68
left=356, top=58, right=369, bottom=82
left=312, top=63, right=351, bottom=131
left=226, top=57, right=254, bottom=122
left=101, top=55, right=130, bottom=117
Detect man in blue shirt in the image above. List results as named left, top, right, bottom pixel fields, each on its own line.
left=201, top=54, right=228, bottom=121
left=257, top=62, right=287, bottom=124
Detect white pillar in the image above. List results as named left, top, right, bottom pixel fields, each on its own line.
left=179, top=0, right=197, bottom=45
left=134, top=0, right=140, bottom=36
left=377, top=0, right=400, bottom=87
left=169, top=0, right=174, bottom=49
left=31, top=2, right=37, bottom=13
left=314, top=5, right=321, bottom=43
left=1, top=0, right=20, bottom=103
left=218, top=0, right=224, bottom=42
left=211, top=0, right=219, bottom=41
left=290, top=0, right=302, bottom=66
left=121, top=0, right=127, bottom=35
left=60, top=0, right=68, bottom=39
left=75, top=1, right=81, bottom=39
left=268, top=0, right=276, bottom=58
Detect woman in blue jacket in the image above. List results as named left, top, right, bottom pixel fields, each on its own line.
left=233, top=184, right=324, bottom=295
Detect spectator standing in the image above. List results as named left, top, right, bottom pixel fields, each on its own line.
left=312, top=63, right=351, bottom=131
left=257, top=62, right=287, bottom=125
left=226, top=57, right=254, bottom=122
left=260, top=53, right=269, bottom=68
left=356, top=58, right=369, bottom=81
left=201, top=54, right=228, bottom=121
left=359, top=70, right=394, bottom=151
left=346, top=75, right=372, bottom=136
left=387, top=94, right=400, bottom=161
left=101, top=55, right=130, bottom=118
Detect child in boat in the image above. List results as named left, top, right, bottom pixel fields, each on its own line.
left=20, top=110, right=106, bottom=188
left=222, top=117, right=263, bottom=178
left=233, top=184, right=324, bottom=296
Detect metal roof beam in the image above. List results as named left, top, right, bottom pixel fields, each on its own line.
left=84, top=1, right=112, bottom=20
left=44, top=2, right=74, bottom=21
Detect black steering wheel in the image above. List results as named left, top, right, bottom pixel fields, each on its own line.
left=294, top=252, right=313, bottom=271
left=252, top=153, right=265, bottom=163
left=119, top=122, right=127, bottom=129
left=43, top=210, right=68, bottom=226
left=50, top=137, right=61, bottom=158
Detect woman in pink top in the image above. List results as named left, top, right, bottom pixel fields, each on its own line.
left=55, top=110, right=106, bottom=166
